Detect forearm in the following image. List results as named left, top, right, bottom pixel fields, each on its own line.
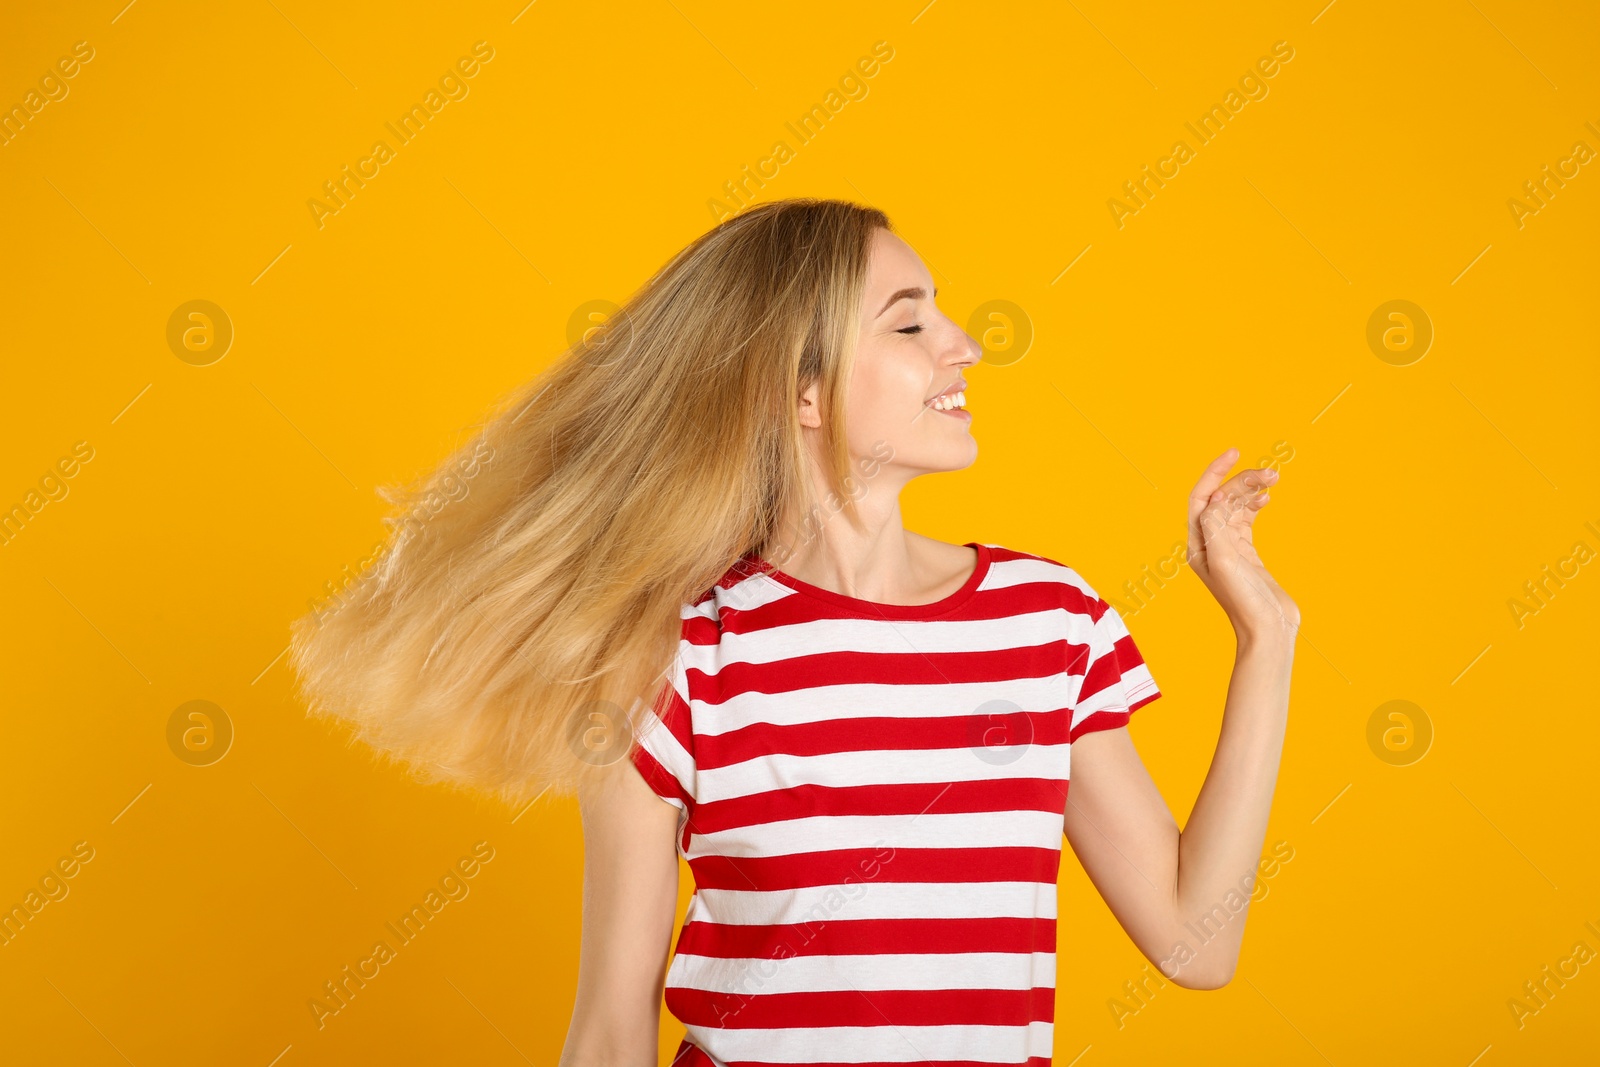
left=559, top=764, right=683, bottom=1066
left=558, top=912, right=665, bottom=1067
left=1170, top=629, right=1295, bottom=986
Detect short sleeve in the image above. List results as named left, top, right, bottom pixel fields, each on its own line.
left=1068, top=597, right=1162, bottom=742
left=628, top=672, right=697, bottom=815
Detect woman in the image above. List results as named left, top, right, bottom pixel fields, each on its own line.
left=289, top=198, right=1298, bottom=1066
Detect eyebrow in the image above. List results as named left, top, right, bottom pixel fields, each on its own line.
left=875, top=285, right=937, bottom=319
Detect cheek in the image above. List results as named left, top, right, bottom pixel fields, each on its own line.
left=835, top=380, right=890, bottom=450
left=861, top=362, right=923, bottom=422
left=844, top=339, right=932, bottom=441
left=842, top=387, right=898, bottom=442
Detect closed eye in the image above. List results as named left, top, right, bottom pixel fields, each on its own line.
left=897, top=324, right=924, bottom=335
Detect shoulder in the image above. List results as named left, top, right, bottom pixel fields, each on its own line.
left=684, top=551, right=785, bottom=634
left=979, top=541, right=1109, bottom=623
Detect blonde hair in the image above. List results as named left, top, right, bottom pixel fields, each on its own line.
left=287, top=198, right=891, bottom=806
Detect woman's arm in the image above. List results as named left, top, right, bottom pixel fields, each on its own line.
left=1064, top=634, right=1294, bottom=989
left=1063, top=448, right=1299, bottom=990
left=558, top=757, right=684, bottom=1066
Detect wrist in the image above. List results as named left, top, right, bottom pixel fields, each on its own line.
left=1232, top=619, right=1297, bottom=657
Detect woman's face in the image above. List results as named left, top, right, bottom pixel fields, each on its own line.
left=801, top=227, right=981, bottom=478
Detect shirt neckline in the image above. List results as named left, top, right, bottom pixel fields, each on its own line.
left=741, top=542, right=991, bottom=620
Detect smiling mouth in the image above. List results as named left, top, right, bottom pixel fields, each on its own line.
left=925, top=376, right=969, bottom=412
left=924, top=392, right=971, bottom=424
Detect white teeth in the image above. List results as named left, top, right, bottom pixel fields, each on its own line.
left=932, top=390, right=967, bottom=411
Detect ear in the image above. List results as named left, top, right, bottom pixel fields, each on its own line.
left=797, top=379, right=823, bottom=430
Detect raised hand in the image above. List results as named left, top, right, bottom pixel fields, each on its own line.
left=1186, top=447, right=1300, bottom=641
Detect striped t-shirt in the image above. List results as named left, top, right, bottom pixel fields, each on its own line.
left=628, top=541, right=1162, bottom=1066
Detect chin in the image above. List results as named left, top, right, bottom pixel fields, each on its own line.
left=930, top=441, right=979, bottom=473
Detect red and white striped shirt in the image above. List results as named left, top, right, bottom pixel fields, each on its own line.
left=629, top=541, right=1162, bottom=1066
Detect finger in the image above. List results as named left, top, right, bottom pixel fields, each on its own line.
left=1188, top=447, right=1240, bottom=517
left=1227, top=487, right=1272, bottom=509
left=1203, top=488, right=1246, bottom=525
left=1196, top=502, right=1240, bottom=563
left=1200, top=487, right=1246, bottom=533
left=1193, top=460, right=1278, bottom=536
left=1199, top=487, right=1267, bottom=544
left=1213, top=489, right=1269, bottom=527
left=1211, top=465, right=1279, bottom=503
left=1226, top=493, right=1268, bottom=530
left=1188, top=447, right=1240, bottom=565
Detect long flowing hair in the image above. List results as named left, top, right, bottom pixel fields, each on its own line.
left=287, top=198, right=890, bottom=806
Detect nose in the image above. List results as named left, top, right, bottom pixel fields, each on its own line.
left=952, top=326, right=982, bottom=367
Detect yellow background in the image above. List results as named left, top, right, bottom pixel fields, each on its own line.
left=2, top=0, right=1596, bottom=1063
